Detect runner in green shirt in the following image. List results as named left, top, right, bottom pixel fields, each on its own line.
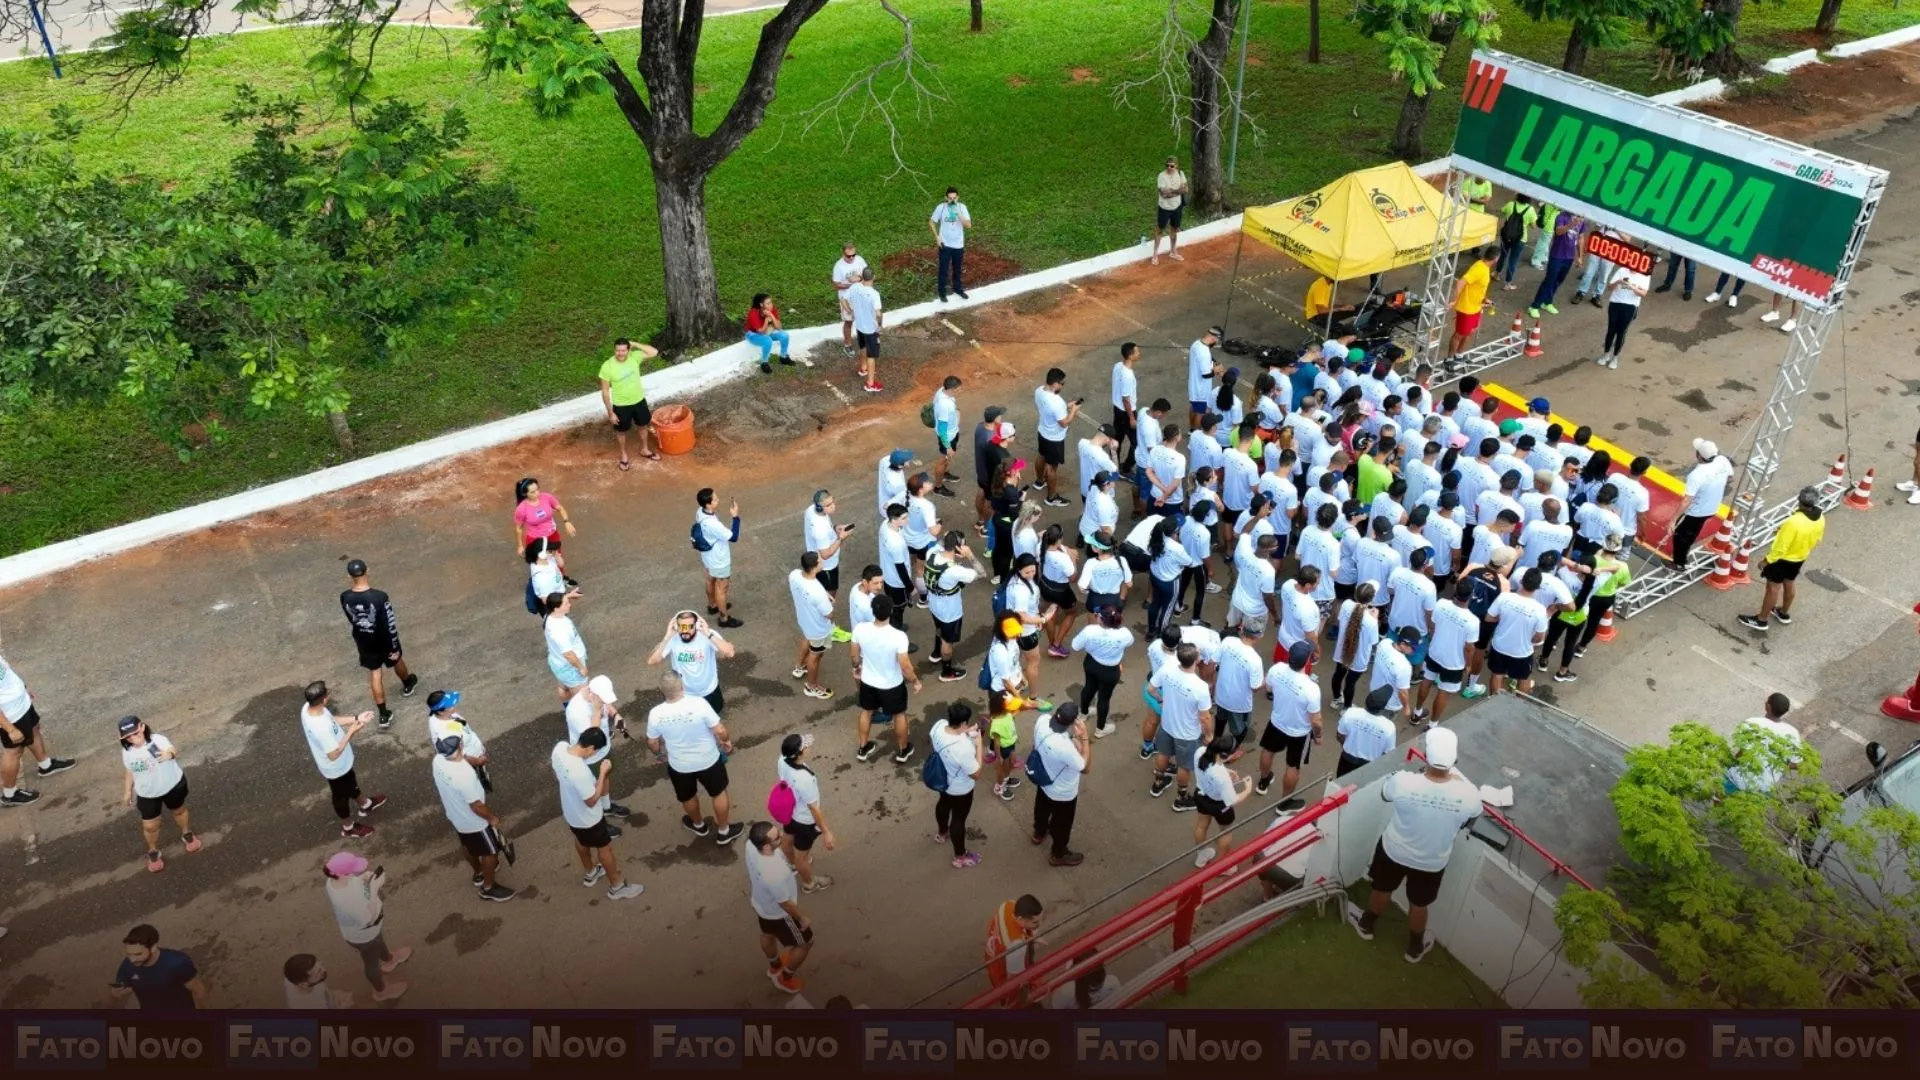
left=598, top=338, right=661, bottom=470
left=1355, top=441, right=1394, bottom=507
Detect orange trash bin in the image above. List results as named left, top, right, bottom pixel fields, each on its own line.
left=652, top=403, right=696, bottom=456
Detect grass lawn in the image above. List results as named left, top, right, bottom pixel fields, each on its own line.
left=0, top=0, right=1912, bottom=554
left=1164, top=899, right=1503, bottom=1009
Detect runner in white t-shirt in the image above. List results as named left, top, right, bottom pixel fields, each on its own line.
left=1, top=652, right=74, bottom=806
left=1349, top=728, right=1482, bottom=963
left=1148, top=646, right=1213, bottom=811
left=747, top=820, right=815, bottom=994
left=553, top=729, right=645, bottom=900
left=300, top=681, right=386, bottom=839
left=1189, top=733, right=1254, bottom=868
left=648, top=610, right=737, bottom=715
left=802, top=489, right=860, bottom=642
left=117, top=716, right=198, bottom=874
left=851, top=595, right=922, bottom=765
left=1414, top=581, right=1481, bottom=726
left=786, top=555, right=839, bottom=702
left=831, top=243, right=868, bottom=356
left=646, top=673, right=740, bottom=845
left=431, top=735, right=514, bottom=902
left=776, top=732, right=836, bottom=892
left=693, top=488, right=743, bottom=627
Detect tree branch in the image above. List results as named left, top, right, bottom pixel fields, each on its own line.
left=560, top=5, right=653, bottom=143
left=783, top=0, right=947, bottom=183
left=1110, top=0, right=1262, bottom=146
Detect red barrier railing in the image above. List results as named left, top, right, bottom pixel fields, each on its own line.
left=1405, top=745, right=1596, bottom=892
left=962, top=786, right=1352, bottom=1009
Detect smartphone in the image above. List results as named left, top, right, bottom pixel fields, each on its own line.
left=373, top=865, right=385, bottom=879
left=1074, top=397, right=1086, bottom=406
left=843, top=523, right=858, bottom=532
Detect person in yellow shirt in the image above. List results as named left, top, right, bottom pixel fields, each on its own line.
left=598, top=338, right=661, bottom=469
left=1738, top=487, right=1826, bottom=633
left=1446, top=247, right=1497, bottom=362
left=1303, top=275, right=1359, bottom=330
left=1461, top=174, right=1493, bottom=215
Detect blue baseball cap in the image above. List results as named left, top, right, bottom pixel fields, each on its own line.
left=1529, top=397, right=1550, bottom=414
left=888, top=449, right=914, bottom=468
left=427, top=690, right=461, bottom=713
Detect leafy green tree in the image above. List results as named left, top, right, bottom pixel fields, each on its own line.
left=1353, top=0, right=1503, bottom=161
left=0, top=96, right=531, bottom=452
left=81, top=0, right=938, bottom=349
left=1514, top=0, right=1660, bottom=74
left=1557, top=722, right=1920, bottom=1007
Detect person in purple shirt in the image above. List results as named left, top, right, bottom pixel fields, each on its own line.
left=1527, top=212, right=1584, bottom=318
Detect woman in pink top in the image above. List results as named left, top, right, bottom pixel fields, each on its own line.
left=514, top=477, right=576, bottom=580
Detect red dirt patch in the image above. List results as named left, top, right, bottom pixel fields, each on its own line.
left=879, top=245, right=1025, bottom=289
left=1005, top=74, right=1031, bottom=89
left=1690, top=48, right=1920, bottom=143
left=1067, top=66, right=1101, bottom=85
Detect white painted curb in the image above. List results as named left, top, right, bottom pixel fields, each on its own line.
left=1830, top=22, right=1920, bottom=57
left=1764, top=49, right=1823, bottom=74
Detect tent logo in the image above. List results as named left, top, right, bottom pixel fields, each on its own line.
left=1290, top=192, right=1323, bottom=222
left=1370, top=188, right=1423, bottom=222
left=1463, top=59, right=1508, bottom=113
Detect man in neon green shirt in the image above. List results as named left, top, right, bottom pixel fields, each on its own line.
left=1540, top=534, right=1631, bottom=681
left=598, top=337, right=660, bottom=469
left=1355, top=437, right=1394, bottom=507
left=1739, top=487, right=1826, bottom=633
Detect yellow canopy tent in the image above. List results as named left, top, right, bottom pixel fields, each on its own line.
left=1241, top=162, right=1499, bottom=280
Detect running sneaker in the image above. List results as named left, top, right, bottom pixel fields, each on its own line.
left=1149, top=775, right=1174, bottom=798
left=1139, top=741, right=1155, bottom=761
left=892, top=745, right=916, bottom=765
left=1898, top=481, right=1920, bottom=493
left=1093, top=722, right=1113, bottom=739
left=480, top=885, right=517, bottom=903
left=955, top=289, right=971, bottom=300
left=952, top=852, right=981, bottom=869
left=938, top=667, right=968, bottom=683
left=1, top=789, right=40, bottom=807
left=683, top=815, right=711, bottom=836
left=1030, top=481, right=1047, bottom=492
left=1461, top=684, right=1487, bottom=700
left=856, top=741, right=878, bottom=762
left=340, top=822, right=374, bottom=839
left=357, top=795, right=389, bottom=815
left=146, top=851, right=165, bottom=873
left=401, top=674, right=420, bottom=697
left=1045, top=496, right=1071, bottom=508
left=1194, top=848, right=1216, bottom=868
left=1736, top=614, right=1770, bottom=633
left=1254, top=774, right=1273, bottom=796
left=1205, top=582, right=1223, bottom=594
left=582, top=865, right=606, bottom=888
left=1527, top=307, right=1541, bottom=319
left=473, top=873, right=485, bottom=887
left=1346, top=901, right=1374, bottom=941
left=1050, top=850, right=1086, bottom=867
left=804, top=685, right=834, bottom=700
left=1047, top=645, right=1069, bottom=659
left=933, top=485, right=957, bottom=498
left=1542, top=303, right=1559, bottom=315
left=604, top=823, right=624, bottom=839
left=182, top=832, right=201, bottom=853
left=933, top=832, right=949, bottom=845
left=1171, top=792, right=1196, bottom=813
left=802, top=875, right=834, bottom=892
left=1405, top=939, right=1437, bottom=964
left=993, top=780, right=1013, bottom=802
left=1760, top=310, right=1781, bottom=323
left=841, top=344, right=856, bottom=358
left=718, top=616, right=745, bottom=629
left=1780, top=318, right=1797, bottom=333
left=1554, top=671, right=1580, bottom=683
left=771, top=970, right=805, bottom=994
left=608, top=883, right=645, bottom=900
left=1002, top=773, right=1022, bottom=791
left=715, top=823, right=746, bottom=845
left=864, top=382, right=885, bottom=393
left=377, top=709, right=394, bottom=730
left=1573, top=646, right=1589, bottom=658
left=370, top=982, right=410, bottom=1002
left=1771, top=608, right=1793, bottom=625
left=607, top=802, right=632, bottom=818
left=1705, top=292, right=1721, bottom=304
left=1277, top=797, right=1307, bottom=812
left=791, top=666, right=808, bottom=679
left=35, top=758, right=75, bottom=777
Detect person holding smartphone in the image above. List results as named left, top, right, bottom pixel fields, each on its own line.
left=321, top=851, right=411, bottom=1002
left=1032, top=367, right=1081, bottom=508
left=118, top=716, right=199, bottom=874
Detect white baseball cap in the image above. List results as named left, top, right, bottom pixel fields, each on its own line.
left=1322, top=340, right=1350, bottom=361
left=1425, top=727, right=1460, bottom=771
left=1693, top=438, right=1719, bottom=460
left=587, top=675, right=617, bottom=702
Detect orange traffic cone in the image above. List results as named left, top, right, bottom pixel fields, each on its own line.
left=1707, top=514, right=1735, bottom=557
left=1705, top=548, right=1736, bottom=590
left=1593, top=608, right=1617, bottom=643
left=1728, top=538, right=1754, bottom=586
left=1846, top=469, right=1876, bottom=510
left=1524, top=321, right=1544, bottom=358
left=1828, top=452, right=1848, bottom=488
left=1510, top=312, right=1525, bottom=339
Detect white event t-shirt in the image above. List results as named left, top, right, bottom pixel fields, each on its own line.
left=646, top=696, right=724, bottom=774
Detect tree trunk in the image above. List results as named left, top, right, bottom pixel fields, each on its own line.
left=1712, top=0, right=1748, bottom=77
left=1814, top=0, right=1843, bottom=35
left=970, top=0, right=983, bottom=32
left=652, top=162, right=732, bottom=346
left=328, top=410, right=355, bottom=455
left=1187, top=0, right=1238, bottom=215
left=1390, top=20, right=1458, bottom=162
left=1309, top=0, right=1320, bottom=63
left=1562, top=27, right=1589, bottom=75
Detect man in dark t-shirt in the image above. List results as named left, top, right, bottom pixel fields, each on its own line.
left=112, top=925, right=207, bottom=1010
left=340, top=559, right=418, bottom=728
left=973, top=406, right=1010, bottom=534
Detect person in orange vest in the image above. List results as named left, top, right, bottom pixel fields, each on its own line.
left=984, top=894, right=1045, bottom=992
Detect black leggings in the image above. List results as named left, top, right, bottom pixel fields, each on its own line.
left=883, top=583, right=909, bottom=631
left=1329, top=663, right=1364, bottom=705
left=1540, top=594, right=1615, bottom=668
left=1179, top=564, right=1209, bottom=622
left=1080, top=658, right=1121, bottom=727
left=1602, top=300, right=1639, bottom=355
left=935, top=791, right=974, bottom=857
left=1032, top=790, right=1078, bottom=858
left=991, top=521, right=1015, bottom=581
left=327, top=770, right=361, bottom=821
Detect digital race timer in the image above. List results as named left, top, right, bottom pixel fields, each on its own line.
left=1586, top=232, right=1654, bottom=275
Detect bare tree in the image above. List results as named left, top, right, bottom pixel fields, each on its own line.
left=34, top=0, right=941, bottom=350
left=970, top=0, right=983, bottom=32
left=1112, top=0, right=1251, bottom=216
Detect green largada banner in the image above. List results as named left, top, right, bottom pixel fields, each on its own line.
left=1451, top=51, right=1886, bottom=308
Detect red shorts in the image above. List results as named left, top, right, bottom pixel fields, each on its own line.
left=1454, top=311, right=1481, bottom=337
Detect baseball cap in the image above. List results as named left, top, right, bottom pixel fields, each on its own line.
left=1602, top=533, right=1624, bottom=552
left=1425, top=727, right=1460, bottom=771
left=1206, top=325, right=1225, bottom=337
left=1000, top=616, right=1025, bottom=638
left=1224, top=366, right=1242, bottom=381
left=994, top=422, right=1017, bottom=444
left=587, top=674, right=617, bottom=702
left=1498, top=418, right=1522, bottom=437
left=1287, top=640, right=1313, bottom=669
left=117, top=715, right=142, bottom=737
left=426, top=689, right=460, bottom=713
left=435, top=735, right=463, bottom=757
left=1050, top=702, right=1080, bottom=730
left=888, top=449, right=914, bottom=469
left=1529, top=397, right=1550, bottom=414
left=345, top=559, right=367, bottom=577
left=1364, top=685, right=1396, bottom=715
left=1091, top=469, right=1113, bottom=488
left=325, top=851, right=370, bottom=877
left=1322, top=340, right=1348, bottom=360
left=1395, top=627, right=1422, bottom=647
left=1097, top=423, right=1117, bottom=439
left=782, top=732, right=815, bottom=760
left=1694, top=438, right=1719, bottom=459
left=1347, top=348, right=1366, bottom=366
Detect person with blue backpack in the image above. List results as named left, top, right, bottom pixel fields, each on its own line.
left=691, top=488, right=744, bottom=629
left=1028, top=703, right=1090, bottom=867
left=925, top=703, right=984, bottom=869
